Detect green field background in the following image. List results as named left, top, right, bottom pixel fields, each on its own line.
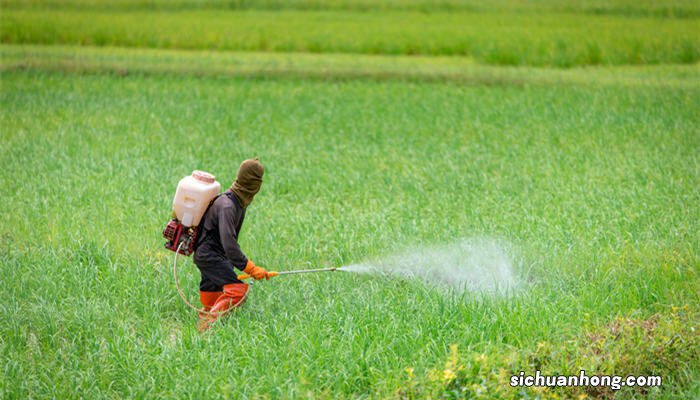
left=1, top=0, right=699, bottom=398
left=2, top=0, right=699, bottom=66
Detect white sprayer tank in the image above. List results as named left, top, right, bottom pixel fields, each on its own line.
left=172, top=170, right=221, bottom=227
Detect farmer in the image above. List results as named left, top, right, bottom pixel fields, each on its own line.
left=193, top=158, right=270, bottom=331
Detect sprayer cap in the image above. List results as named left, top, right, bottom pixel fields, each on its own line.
left=192, top=170, right=215, bottom=184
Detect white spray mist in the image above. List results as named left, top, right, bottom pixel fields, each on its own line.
left=339, top=238, right=517, bottom=294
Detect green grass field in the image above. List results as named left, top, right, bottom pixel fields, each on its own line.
left=2, top=0, right=700, bottom=15
left=1, top=0, right=699, bottom=399
left=2, top=4, right=699, bottom=66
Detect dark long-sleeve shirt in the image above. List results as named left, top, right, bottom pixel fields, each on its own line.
left=193, top=191, right=248, bottom=271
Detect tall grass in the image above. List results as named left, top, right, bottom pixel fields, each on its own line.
left=2, top=0, right=700, bottom=17
left=2, top=8, right=699, bottom=66
left=4, top=44, right=699, bottom=87
left=1, top=67, right=698, bottom=398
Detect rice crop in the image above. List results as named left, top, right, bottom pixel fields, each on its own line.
left=4, top=44, right=699, bottom=87
left=1, top=63, right=698, bottom=397
left=2, top=0, right=699, bottom=17
left=1, top=7, right=698, bottom=66
left=1, top=0, right=699, bottom=397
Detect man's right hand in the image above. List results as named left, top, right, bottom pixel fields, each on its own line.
left=243, top=260, right=270, bottom=280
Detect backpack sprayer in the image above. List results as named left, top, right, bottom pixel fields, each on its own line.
left=163, top=170, right=338, bottom=315
left=162, top=170, right=221, bottom=256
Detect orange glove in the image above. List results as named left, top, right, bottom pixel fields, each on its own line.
left=243, top=260, right=270, bottom=280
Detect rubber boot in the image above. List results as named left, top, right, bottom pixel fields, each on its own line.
left=199, top=291, right=223, bottom=321
left=200, top=291, right=223, bottom=311
left=198, top=283, right=248, bottom=332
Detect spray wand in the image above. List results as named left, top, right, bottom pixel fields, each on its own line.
left=174, top=245, right=337, bottom=315
left=237, top=267, right=337, bottom=281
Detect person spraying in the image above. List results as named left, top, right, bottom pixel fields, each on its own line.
left=165, top=158, right=336, bottom=330
left=191, top=158, right=271, bottom=331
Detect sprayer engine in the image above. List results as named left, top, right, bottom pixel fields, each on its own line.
left=163, top=219, right=198, bottom=256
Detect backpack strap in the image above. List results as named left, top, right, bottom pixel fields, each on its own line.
left=193, top=193, right=224, bottom=251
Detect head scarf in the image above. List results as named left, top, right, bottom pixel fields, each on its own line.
left=230, top=158, right=264, bottom=208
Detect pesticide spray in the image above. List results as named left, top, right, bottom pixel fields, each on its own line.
left=230, top=239, right=517, bottom=295
left=338, top=238, right=517, bottom=294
